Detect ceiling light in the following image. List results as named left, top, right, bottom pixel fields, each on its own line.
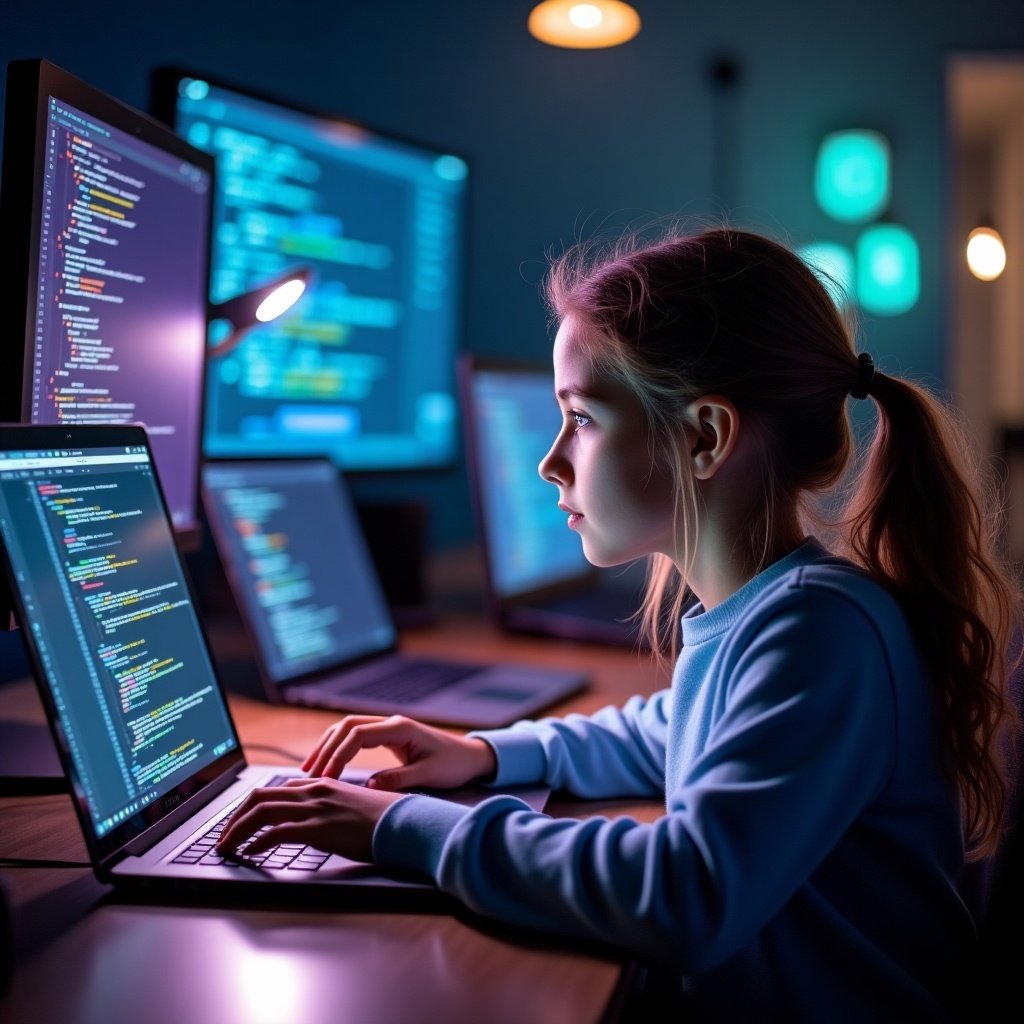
left=528, top=1, right=641, bottom=49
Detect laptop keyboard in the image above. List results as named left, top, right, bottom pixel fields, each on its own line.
left=170, top=776, right=330, bottom=871
left=338, top=658, right=480, bottom=702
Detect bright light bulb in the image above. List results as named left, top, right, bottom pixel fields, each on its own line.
left=966, top=227, right=1006, bottom=281
left=527, top=1, right=640, bottom=48
left=255, top=278, right=306, bottom=321
left=569, top=4, right=603, bottom=28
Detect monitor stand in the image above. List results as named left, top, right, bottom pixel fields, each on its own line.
left=0, top=720, right=66, bottom=795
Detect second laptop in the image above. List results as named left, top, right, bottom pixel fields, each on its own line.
left=201, top=458, right=587, bottom=729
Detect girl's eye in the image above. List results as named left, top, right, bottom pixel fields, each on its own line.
left=570, top=411, right=591, bottom=430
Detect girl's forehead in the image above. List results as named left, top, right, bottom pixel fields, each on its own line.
left=552, top=320, right=598, bottom=391
left=553, top=319, right=637, bottom=410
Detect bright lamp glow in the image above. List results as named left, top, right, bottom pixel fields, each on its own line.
left=528, top=1, right=641, bottom=48
left=815, top=130, right=891, bottom=224
left=966, top=226, right=1006, bottom=281
left=797, top=241, right=855, bottom=308
left=856, top=223, right=920, bottom=316
left=255, top=277, right=307, bottom=322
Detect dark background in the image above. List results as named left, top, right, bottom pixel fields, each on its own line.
left=2, top=0, right=1024, bottom=677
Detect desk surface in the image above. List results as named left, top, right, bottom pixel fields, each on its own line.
left=1, top=608, right=667, bottom=1024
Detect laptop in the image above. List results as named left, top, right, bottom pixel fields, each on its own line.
left=200, top=457, right=587, bottom=727
left=0, top=424, right=549, bottom=904
left=457, top=354, right=647, bottom=647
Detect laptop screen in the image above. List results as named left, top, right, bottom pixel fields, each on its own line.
left=461, top=360, right=593, bottom=598
left=201, top=459, right=397, bottom=686
left=0, top=425, right=240, bottom=857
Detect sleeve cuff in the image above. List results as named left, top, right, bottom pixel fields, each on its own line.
left=467, top=726, right=549, bottom=787
left=372, top=792, right=471, bottom=878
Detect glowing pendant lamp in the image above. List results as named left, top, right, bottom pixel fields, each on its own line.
left=528, top=1, right=641, bottom=48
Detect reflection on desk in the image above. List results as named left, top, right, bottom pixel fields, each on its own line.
left=1, top=613, right=666, bottom=1024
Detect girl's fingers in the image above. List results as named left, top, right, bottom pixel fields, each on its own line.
left=301, top=715, right=391, bottom=773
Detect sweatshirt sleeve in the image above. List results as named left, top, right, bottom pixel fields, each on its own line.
left=372, top=587, right=901, bottom=974
left=467, top=688, right=671, bottom=798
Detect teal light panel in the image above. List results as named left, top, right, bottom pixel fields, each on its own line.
left=856, top=224, right=919, bottom=315
left=815, top=130, right=891, bottom=223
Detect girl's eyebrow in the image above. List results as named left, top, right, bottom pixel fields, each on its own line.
left=556, top=385, right=602, bottom=402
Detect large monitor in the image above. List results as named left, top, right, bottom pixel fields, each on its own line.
left=150, top=67, right=470, bottom=472
left=0, top=58, right=214, bottom=549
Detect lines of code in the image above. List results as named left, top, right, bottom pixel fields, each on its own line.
left=28, top=97, right=210, bottom=527
left=37, top=471, right=214, bottom=790
left=175, top=80, right=466, bottom=468
left=218, top=483, right=340, bottom=667
left=48, top=131, right=144, bottom=418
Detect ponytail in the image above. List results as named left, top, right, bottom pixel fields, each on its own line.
left=842, top=371, right=1022, bottom=860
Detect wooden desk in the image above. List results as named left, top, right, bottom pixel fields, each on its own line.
left=0, top=613, right=667, bottom=1024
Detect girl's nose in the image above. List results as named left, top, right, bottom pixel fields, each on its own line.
left=538, top=435, right=570, bottom=486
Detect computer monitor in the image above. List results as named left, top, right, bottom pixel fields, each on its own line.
left=149, top=67, right=470, bottom=472
left=0, top=58, right=215, bottom=550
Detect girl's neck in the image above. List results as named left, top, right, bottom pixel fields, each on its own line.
left=684, top=519, right=805, bottom=612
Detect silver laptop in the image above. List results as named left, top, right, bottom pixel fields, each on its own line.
left=200, top=457, right=587, bottom=728
left=457, top=354, right=647, bottom=647
left=0, top=424, right=548, bottom=903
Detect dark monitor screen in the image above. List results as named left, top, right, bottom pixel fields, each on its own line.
left=0, top=59, right=214, bottom=547
left=150, top=68, right=470, bottom=472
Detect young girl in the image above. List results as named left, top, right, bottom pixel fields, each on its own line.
left=218, top=227, right=1021, bottom=1021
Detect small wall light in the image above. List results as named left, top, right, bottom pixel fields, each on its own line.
left=208, top=266, right=312, bottom=357
left=966, top=226, right=1006, bottom=281
left=528, top=1, right=641, bottom=49
left=815, top=130, right=891, bottom=224
left=856, top=223, right=919, bottom=316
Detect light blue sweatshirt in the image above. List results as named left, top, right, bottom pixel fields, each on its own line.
left=373, top=540, right=975, bottom=1021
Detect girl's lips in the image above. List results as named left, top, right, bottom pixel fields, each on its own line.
left=559, top=503, right=583, bottom=528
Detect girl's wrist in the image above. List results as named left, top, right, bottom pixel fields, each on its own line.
left=468, top=737, right=498, bottom=783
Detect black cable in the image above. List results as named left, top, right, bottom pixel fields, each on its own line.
left=0, top=857, right=90, bottom=868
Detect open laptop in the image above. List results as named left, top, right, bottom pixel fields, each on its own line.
left=0, top=424, right=548, bottom=904
left=457, top=354, right=647, bottom=647
left=200, top=457, right=587, bottom=727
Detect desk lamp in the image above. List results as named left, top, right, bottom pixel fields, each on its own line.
left=207, top=266, right=312, bottom=357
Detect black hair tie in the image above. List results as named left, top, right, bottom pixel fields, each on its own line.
left=850, top=352, right=875, bottom=400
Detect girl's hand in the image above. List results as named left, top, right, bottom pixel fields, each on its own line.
left=215, top=777, right=401, bottom=862
left=302, top=714, right=497, bottom=792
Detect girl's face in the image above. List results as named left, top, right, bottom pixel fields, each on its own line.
left=538, top=316, right=679, bottom=568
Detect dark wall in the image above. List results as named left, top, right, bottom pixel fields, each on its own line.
left=3, top=0, right=1024, bottom=562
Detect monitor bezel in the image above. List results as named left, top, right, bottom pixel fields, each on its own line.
left=0, top=57, right=217, bottom=551
left=149, top=63, right=473, bottom=476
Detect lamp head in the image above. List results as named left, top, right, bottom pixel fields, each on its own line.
left=208, top=266, right=312, bottom=357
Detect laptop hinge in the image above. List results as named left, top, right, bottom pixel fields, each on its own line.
left=119, top=759, right=246, bottom=859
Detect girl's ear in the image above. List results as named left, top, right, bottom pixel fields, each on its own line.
left=684, top=395, right=740, bottom=480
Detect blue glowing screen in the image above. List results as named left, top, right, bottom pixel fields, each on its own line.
left=158, top=73, right=468, bottom=470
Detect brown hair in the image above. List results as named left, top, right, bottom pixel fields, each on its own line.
left=544, top=225, right=1021, bottom=860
